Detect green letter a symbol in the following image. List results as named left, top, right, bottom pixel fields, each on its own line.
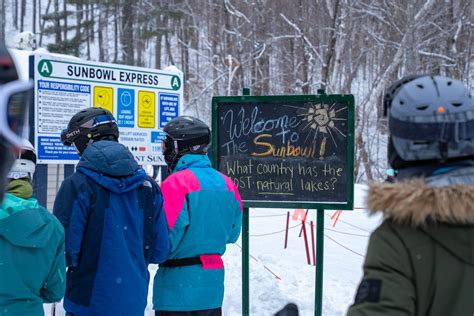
left=171, top=75, right=181, bottom=90
left=38, top=60, right=53, bottom=77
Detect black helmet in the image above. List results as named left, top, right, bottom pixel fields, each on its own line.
left=385, top=75, right=473, bottom=169
left=162, top=116, right=210, bottom=172
left=61, top=107, right=119, bottom=155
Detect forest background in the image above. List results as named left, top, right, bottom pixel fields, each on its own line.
left=1, top=0, right=472, bottom=181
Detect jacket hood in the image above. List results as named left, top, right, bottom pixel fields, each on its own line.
left=368, top=165, right=474, bottom=226
left=0, top=208, right=56, bottom=248
left=368, top=180, right=474, bottom=226
left=78, top=167, right=147, bottom=194
left=77, top=140, right=147, bottom=193
left=6, top=179, right=33, bottom=199
left=78, top=140, right=139, bottom=177
left=174, top=154, right=211, bottom=172
left=0, top=193, right=39, bottom=219
left=368, top=165, right=474, bottom=265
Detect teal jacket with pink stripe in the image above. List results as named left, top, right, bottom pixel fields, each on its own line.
left=153, top=154, right=242, bottom=311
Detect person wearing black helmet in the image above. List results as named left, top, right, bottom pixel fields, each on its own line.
left=348, top=75, right=474, bottom=315
left=53, top=107, right=170, bottom=315
left=153, top=116, right=242, bottom=316
left=0, top=41, right=65, bottom=316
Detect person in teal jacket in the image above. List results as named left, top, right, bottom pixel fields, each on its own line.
left=153, top=116, right=242, bottom=315
left=0, top=42, right=65, bottom=316
left=0, top=140, right=66, bottom=316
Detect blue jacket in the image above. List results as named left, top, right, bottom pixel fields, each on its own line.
left=53, top=141, right=170, bottom=316
left=0, top=183, right=65, bottom=316
left=153, top=154, right=242, bottom=311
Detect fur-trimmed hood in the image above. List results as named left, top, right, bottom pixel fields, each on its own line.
left=368, top=180, right=474, bottom=226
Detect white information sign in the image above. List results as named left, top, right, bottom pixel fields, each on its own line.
left=33, top=54, right=183, bottom=165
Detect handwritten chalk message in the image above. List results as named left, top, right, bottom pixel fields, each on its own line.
left=214, top=97, right=354, bottom=206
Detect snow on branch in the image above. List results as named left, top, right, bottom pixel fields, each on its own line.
left=224, top=0, right=251, bottom=24
left=414, top=0, right=437, bottom=23
left=418, top=50, right=456, bottom=62
left=279, top=13, right=325, bottom=64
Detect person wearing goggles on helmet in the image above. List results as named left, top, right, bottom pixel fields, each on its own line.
left=0, top=41, right=33, bottom=202
left=348, top=75, right=474, bottom=316
left=153, top=116, right=242, bottom=316
left=0, top=41, right=65, bottom=316
left=53, top=107, right=170, bottom=316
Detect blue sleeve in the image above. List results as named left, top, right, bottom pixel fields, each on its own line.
left=53, top=176, right=90, bottom=267
left=150, top=192, right=171, bottom=264
left=228, top=199, right=242, bottom=243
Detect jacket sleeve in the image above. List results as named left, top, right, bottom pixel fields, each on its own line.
left=150, top=189, right=171, bottom=264
left=53, top=176, right=90, bottom=267
left=41, top=224, right=66, bottom=303
left=160, top=177, right=190, bottom=253
left=228, top=184, right=243, bottom=244
left=347, top=222, right=415, bottom=316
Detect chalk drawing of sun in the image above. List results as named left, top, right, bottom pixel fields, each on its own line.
left=284, top=102, right=347, bottom=159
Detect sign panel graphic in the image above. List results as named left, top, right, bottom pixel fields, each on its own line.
left=33, top=54, right=183, bottom=164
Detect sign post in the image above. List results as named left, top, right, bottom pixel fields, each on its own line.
left=211, top=92, right=355, bottom=315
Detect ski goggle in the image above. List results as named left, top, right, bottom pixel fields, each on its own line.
left=61, top=113, right=116, bottom=146
left=161, top=137, right=173, bottom=155
left=0, top=80, right=33, bottom=148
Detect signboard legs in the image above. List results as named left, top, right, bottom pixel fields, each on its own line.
left=242, top=207, right=250, bottom=316
left=315, top=209, right=325, bottom=316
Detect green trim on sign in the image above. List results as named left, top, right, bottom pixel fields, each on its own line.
left=45, top=59, right=176, bottom=77
left=47, top=76, right=177, bottom=91
left=346, top=94, right=355, bottom=211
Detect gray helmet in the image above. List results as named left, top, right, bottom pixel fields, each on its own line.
left=386, top=75, right=473, bottom=168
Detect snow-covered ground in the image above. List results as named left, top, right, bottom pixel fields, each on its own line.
left=43, top=184, right=382, bottom=316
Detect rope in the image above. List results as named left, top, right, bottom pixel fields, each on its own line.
left=324, top=227, right=369, bottom=237
left=249, top=223, right=301, bottom=237
left=234, top=243, right=282, bottom=280
left=324, top=233, right=365, bottom=257
left=250, top=213, right=288, bottom=218
left=324, top=212, right=371, bottom=233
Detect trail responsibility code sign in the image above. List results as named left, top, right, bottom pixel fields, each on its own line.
left=34, top=55, right=183, bottom=165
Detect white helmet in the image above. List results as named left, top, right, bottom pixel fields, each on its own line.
left=7, top=139, right=37, bottom=181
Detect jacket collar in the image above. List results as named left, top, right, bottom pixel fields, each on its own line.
left=368, top=177, right=474, bottom=226
left=174, top=154, right=211, bottom=172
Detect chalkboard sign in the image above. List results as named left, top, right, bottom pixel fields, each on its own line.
left=212, top=94, right=355, bottom=209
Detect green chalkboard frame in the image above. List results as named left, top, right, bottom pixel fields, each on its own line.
left=211, top=93, right=355, bottom=210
